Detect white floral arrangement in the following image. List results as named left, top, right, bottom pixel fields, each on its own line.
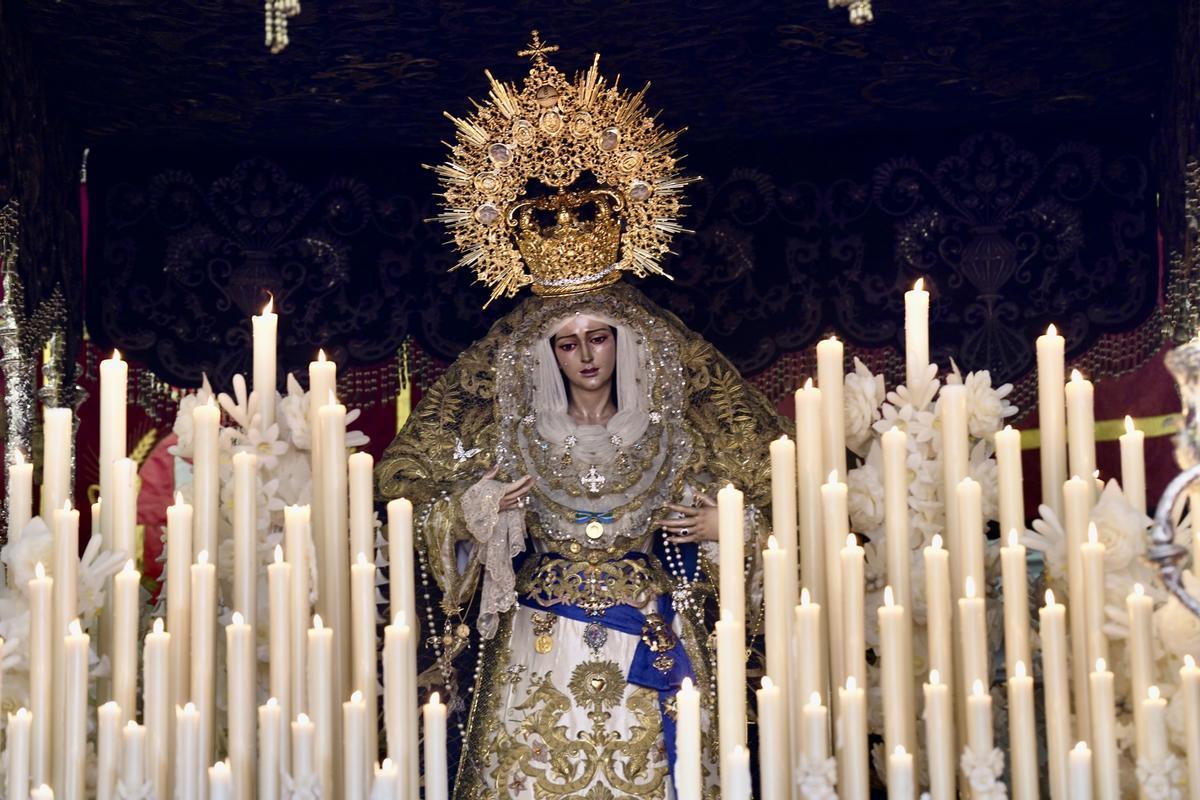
left=842, top=358, right=1017, bottom=778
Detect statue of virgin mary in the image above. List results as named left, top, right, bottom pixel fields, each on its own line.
left=376, top=34, right=788, bottom=800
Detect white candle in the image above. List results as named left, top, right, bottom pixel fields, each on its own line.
left=374, top=758, right=399, bottom=798
left=284, top=504, right=311, bottom=719
left=768, top=435, right=799, bottom=609
left=40, top=407, right=71, bottom=518
left=756, top=677, right=787, bottom=800
left=1082, top=523, right=1109, bottom=668
left=259, top=699, right=282, bottom=800
left=226, top=611, right=256, bottom=800
left=318, top=394, right=351, bottom=749
left=924, top=536, right=954, bottom=689
left=821, top=472, right=848, bottom=696
left=62, top=620, right=88, bottom=800
left=343, top=691, right=368, bottom=799
left=7, top=449, right=33, bottom=542
left=717, top=483, right=745, bottom=629
left=110, top=456, right=137, bottom=563
left=175, top=703, right=199, bottom=800
left=209, top=760, right=233, bottom=800
left=267, top=545, right=292, bottom=777
left=350, top=551, right=379, bottom=765
left=1037, top=324, right=1067, bottom=519
left=924, top=670, right=955, bottom=800
left=888, top=745, right=915, bottom=800
left=113, top=558, right=139, bottom=724
left=253, top=295, right=278, bottom=431
left=995, top=425, right=1025, bottom=546
left=120, top=721, right=146, bottom=798
left=307, top=351, right=336, bottom=647
left=424, top=691, right=449, bottom=800
left=959, top=576, right=989, bottom=703
left=802, top=691, right=829, bottom=766
left=384, top=613, right=419, bottom=800
left=882, top=426, right=912, bottom=611
left=879, top=586, right=916, bottom=759
left=794, top=589, right=825, bottom=733
left=1064, top=475, right=1093, bottom=739
left=816, top=336, right=846, bottom=481
left=31, top=784, right=54, bottom=800
left=1128, top=583, right=1155, bottom=757
left=957, top=476, right=985, bottom=598
left=386, top=498, right=417, bottom=644
left=308, top=614, right=335, bottom=800
left=292, top=713, right=317, bottom=795
left=1000, top=529, right=1032, bottom=680
left=192, top=396, right=220, bottom=559
left=190, top=549, right=216, bottom=791
left=348, top=451, right=375, bottom=570
left=232, top=451, right=258, bottom=631
left=1090, top=659, right=1119, bottom=800
left=727, top=744, right=752, bottom=800
left=1140, top=685, right=1170, bottom=768
left=1008, top=661, right=1038, bottom=800
left=1065, top=369, right=1096, bottom=488
left=675, top=677, right=702, bottom=800
left=143, top=618, right=170, bottom=800
left=841, top=534, right=866, bottom=700
left=1042, top=590, right=1071, bottom=800
left=1181, top=656, right=1200, bottom=800
left=794, top=380, right=827, bottom=643
left=6, top=708, right=31, bottom=800
left=1121, top=415, right=1147, bottom=514
left=905, top=277, right=930, bottom=396
left=97, top=700, right=122, bottom=800
left=166, top=492, right=193, bottom=710
left=1070, top=742, right=1093, bottom=800
left=939, top=384, right=969, bottom=609
left=28, top=563, right=52, bottom=785
left=839, top=675, right=868, bottom=800
left=966, top=679, right=994, bottom=763
left=717, top=607, right=747, bottom=797
left=51, top=501, right=78, bottom=787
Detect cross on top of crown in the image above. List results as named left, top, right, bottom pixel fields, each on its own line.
left=518, top=30, right=559, bottom=66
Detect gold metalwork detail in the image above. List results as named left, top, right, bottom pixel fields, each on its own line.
left=532, top=611, right=557, bottom=654
left=519, top=555, right=670, bottom=614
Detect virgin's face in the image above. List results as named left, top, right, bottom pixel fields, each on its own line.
left=552, top=316, right=616, bottom=397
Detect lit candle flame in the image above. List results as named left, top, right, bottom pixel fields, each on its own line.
left=274, top=544, right=284, bottom=564
left=35, top=562, right=45, bottom=579
left=1073, top=741, right=1088, bottom=754
left=845, top=675, right=857, bottom=691
left=14, top=449, right=25, bottom=465
left=930, top=669, right=941, bottom=685
left=894, top=745, right=908, bottom=757
left=266, top=696, right=279, bottom=708
left=762, top=676, right=774, bottom=691
left=122, top=559, right=135, bottom=574
left=153, top=618, right=164, bottom=634
left=766, top=535, right=779, bottom=551
left=1014, top=660, right=1027, bottom=679
left=68, top=619, right=83, bottom=636
left=232, top=611, right=245, bottom=626
left=1096, top=658, right=1107, bottom=673
left=1149, top=685, right=1161, bottom=701
left=357, top=551, right=369, bottom=566
left=808, top=691, right=822, bottom=707
left=827, top=470, right=839, bottom=484
left=313, top=614, right=324, bottom=630
left=317, top=349, right=327, bottom=362
left=296, top=712, right=310, bottom=724
left=803, top=377, right=813, bottom=390
left=1088, top=522, right=1098, bottom=545
left=112, top=348, right=122, bottom=361
left=845, top=534, right=856, bottom=550
left=972, top=679, right=984, bottom=697
left=1125, top=415, right=1136, bottom=435
left=1047, top=323, right=1058, bottom=337
left=1187, top=655, right=1197, bottom=669
left=964, top=576, right=976, bottom=599
left=1134, top=583, right=1145, bottom=597
left=261, top=293, right=274, bottom=316
left=884, top=585, right=895, bottom=607
left=1007, top=528, right=1020, bottom=548
left=430, top=691, right=442, bottom=706
left=913, top=277, right=925, bottom=292
left=930, top=534, right=943, bottom=550
left=800, top=587, right=810, bottom=606
left=681, top=676, right=693, bottom=692
left=351, top=690, right=363, bottom=703
left=1045, top=588, right=1056, bottom=606
left=1071, top=368, right=1083, bottom=382
left=197, top=550, right=209, bottom=566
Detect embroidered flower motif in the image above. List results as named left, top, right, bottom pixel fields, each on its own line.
left=648, top=411, right=662, bottom=424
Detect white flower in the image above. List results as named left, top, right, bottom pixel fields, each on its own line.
left=875, top=401, right=937, bottom=447
left=278, top=374, right=311, bottom=450
left=889, top=369, right=940, bottom=413
left=847, top=446, right=886, bottom=533
left=1025, top=503, right=1068, bottom=585
left=961, top=370, right=1017, bottom=439
left=1155, top=572, right=1200, bottom=659
left=241, top=422, right=288, bottom=471
left=0, top=516, right=54, bottom=590
left=1137, top=754, right=1185, bottom=800
left=218, top=374, right=259, bottom=431
left=844, top=358, right=885, bottom=456
left=77, top=535, right=128, bottom=621
left=169, top=375, right=214, bottom=458
left=1091, top=479, right=1151, bottom=571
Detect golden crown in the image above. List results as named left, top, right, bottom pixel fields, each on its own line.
left=430, top=32, right=694, bottom=305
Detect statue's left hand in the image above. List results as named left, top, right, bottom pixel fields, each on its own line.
left=653, top=492, right=719, bottom=543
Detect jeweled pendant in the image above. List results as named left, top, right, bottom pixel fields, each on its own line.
left=535, top=635, right=554, bottom=654
left=585, top=520, right=604, bottom=539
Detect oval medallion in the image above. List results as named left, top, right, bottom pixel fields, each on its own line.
left=585, top=520, right=604, bottom=540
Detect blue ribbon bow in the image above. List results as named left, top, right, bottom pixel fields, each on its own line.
left=574, top=510, right=614, bottom=525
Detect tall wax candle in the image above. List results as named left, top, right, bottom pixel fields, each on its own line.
left=882, top=426, right=912, bottom=611
left=957, top=477, right=985, bottom=596
left=1081, top=523, right=1109, bottom=668
left=1070, top=742, right=1093, bottom=800
left=226, top=611, right=256, bottom=800
left=816, top=336, right=846, bottom=481
left=879, top=586, right=916, bottom=759
left=51, top=501, right=78, bottom=784
left=424, top=692, right=450, bottom=800
left=717, top=607, right=747, bottom=799
left=802, top=692, right=829, bottom=766
left=1042, top=590, right=1071, bottom=800
left=1000, top=529, right=1032, bottom=680
left=1064, top=475, right=1093, bottom=739
left=166, top=493, right=193, bottom=710
left=62, top=620, right=88, bottom=800
left=794, top=589, right=825, bottom=730
left=348, top=451, right=375, bottom=568
left=190, top=549, right=216, bottom=793
left=995, top=425, right=1025, bottom=546
left=1008, top=661, right=1039, bottom=800
left=192, top=396, right=219, bottom=559
left=350, top=551, right=379, bottom=764
left=112, top=559, right=139, bottom=725
left=97, top=701, right=122, bottom=800
left=32, top=784, right=54, bottom=800
left=889, top=745, right=916, bottom=800
left=284, top=504, right=311, bottom=718
left=794, top=380, right=827, bottom=635
left=1121, top=415, right=1147, bottom=514
left=1140, top=686, right=1170, bottom=770
left=120, top=721, right=146, bottom=799
left=267, top=545, right=292, bottom=776
left=839, top=675, right=868, bottom=800
left=384, top=613, right=419, bottom=800
left=728, top=745, right=752, bottom=800
left=1090, top=659, right=1119, bottom=800
left=232, top=451, right=258, bottom=630
left=1181, top=656, right=1200, bottom=800
left=28, top=563, right=52, bottom=785
left=7, top=449, right=33, bottom=542
left=110, top=456, right=137, bottom=563
left=259, top=698, right=282, bottom=800
left=939, top=383, right=969, bottom=609
left=1037, top=324, right=1067, bottom=519
left=252, top=295, right=278, bottom=431
left=175, top=703, right=199, bottom=800
left=841, top=534, right=866, bottom=694
left=675, top=678, right=701, bottom=800
left=923, top=536, right=955, bottom=698
left=291, top=713, right=317, bottom=797
left=209, top=760, right=233, bottom=800
left=40, top=407, right=71, bottom=517
left=768, top=434, right=799, bottom=759
left=821, top=472, right=848, bottom=697
left=761, top=535, right=792, bottom=772
left=7, top=708, right=31, bottom=800
left=717, top=484, right=745, bottom=628
left=756, top=677, right=787, bottom=800
left=143, top=618, right=170, bottom=800
left=1065, top=369, right=1097, bottom=490
left=307, top=351, right=336, bottom=628
left=958, top=576, right=989, bottom=702
left=343, top=691, right=368, bottom=799
left=318, top=392, right=352, bottom=744
left=308, top=614, right=335, bottom=800
left=387, top=498, right=417, bottom=641
left=966, top=678, right=993, bottom=757
left=904, top=278, right=930, bottom=397
left=1128, top=583, right=1155, bottom=755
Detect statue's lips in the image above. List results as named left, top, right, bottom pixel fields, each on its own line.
left=580, top=367, right=599, bottom=377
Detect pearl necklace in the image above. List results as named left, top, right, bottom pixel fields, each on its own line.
left=661, top=528, right=702, bottom=612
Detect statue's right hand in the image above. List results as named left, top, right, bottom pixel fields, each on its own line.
left=481, top=466, right=535, bottom=511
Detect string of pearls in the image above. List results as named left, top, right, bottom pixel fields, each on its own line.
left=264, top=0, right=301, bottom=54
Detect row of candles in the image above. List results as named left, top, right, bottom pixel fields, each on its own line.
left=2, top=298, right=451, bottom=798
left=680, top=279, right=1173, bottom=799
